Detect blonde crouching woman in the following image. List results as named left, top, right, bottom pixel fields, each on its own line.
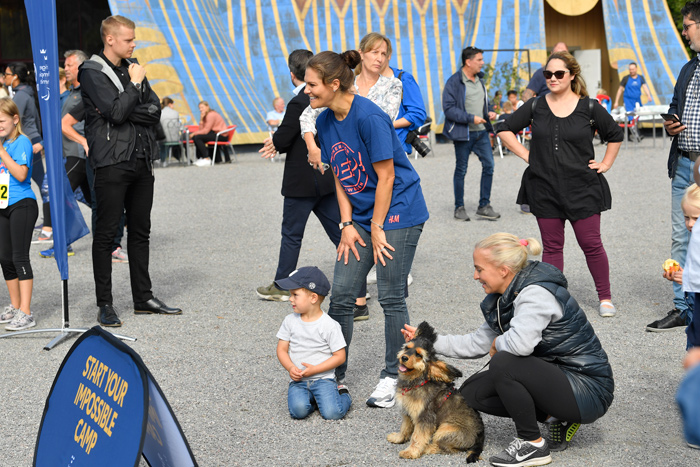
left=402, top=233, right=614, bottom=467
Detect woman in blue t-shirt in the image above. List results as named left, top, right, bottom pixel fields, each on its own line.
left=0, top=97, right=39, bottom=331
left=305, top=50, right=429, bottom=408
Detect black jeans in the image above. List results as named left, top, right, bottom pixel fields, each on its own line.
left=193, top=131, right=217, bottom=159
left=0, top=198, right=38, bottom=281
left=86, top=158, right=125, bottom=251
left=460, top=352, right=581, bottom=441
left=92, top=159, right=154, bottom=306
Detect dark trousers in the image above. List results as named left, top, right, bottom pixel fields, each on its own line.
left=537, top=214, right=610, bottom=301
left=92, top=159, right=154, bottom=306
left=193, top=131, right=217, bottom=159
left=460, top=352, right=581, bottom=441
left=0, top=198, right=38, bottom=281
left=85, top=159, right=125, bottom=251
left=275, top=194, right=341, bottom=280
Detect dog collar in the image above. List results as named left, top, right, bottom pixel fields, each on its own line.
left=401, top=379, right=428, bottom=395
left=438, top=387, right=455, bottom=408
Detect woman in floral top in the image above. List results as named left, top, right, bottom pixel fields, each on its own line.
left=301, top=32, right=403, bottom=169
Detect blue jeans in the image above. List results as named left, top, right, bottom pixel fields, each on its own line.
left=275, top=194, right=341, bottom=280
left=288, top=378, right=351, bottom=420
left=453, top=131, right=494, bottom=209
left=672, top=155, right=695, bottom=319
left=328, top=223, right=423, bottom=381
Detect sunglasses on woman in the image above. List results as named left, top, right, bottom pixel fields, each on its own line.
left=543, top=70, right=570, bottom=80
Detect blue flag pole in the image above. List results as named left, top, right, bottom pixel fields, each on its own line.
left=1, top=0, right=98, bottom=350
left=24, top=0, right=89, bottom=282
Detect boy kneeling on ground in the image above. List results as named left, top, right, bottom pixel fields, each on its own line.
left=276, top=266, right=351, bottom=420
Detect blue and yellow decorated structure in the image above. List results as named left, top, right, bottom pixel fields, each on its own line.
left=107, top=0, right=688, bottom=144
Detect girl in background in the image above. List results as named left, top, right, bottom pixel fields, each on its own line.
left=0, top=98, right=39, bottom=330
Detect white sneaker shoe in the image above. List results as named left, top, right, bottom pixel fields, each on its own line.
left=5, top=311, right=35, bottom=331
left=599, top=300, right=616, bottom=317
left=366, top=377, right=397, bottom=408
left=407, top=273, right=413, bottom=286
left=366, top=267, right=377, bottom=285
left=193, top=158, right=211, bottom=167
left=0, top=304, right=19, bottom=323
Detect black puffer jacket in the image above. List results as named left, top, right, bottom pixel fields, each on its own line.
left=481, top=261, right=614, bottom=423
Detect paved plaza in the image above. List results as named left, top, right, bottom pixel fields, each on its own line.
left=0, top=135, right=696, bottom=465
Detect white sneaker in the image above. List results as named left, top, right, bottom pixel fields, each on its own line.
left=366, top=377, right=397, bottom=408
left=0, top=304, right=19, bottom=323
left=193, top=158, right=211, bottom=167
left=407, top=273, right=413, bottom=286
left=5, top=311, right=35, bottom=331
left=599, top=300, right=616, bottom=317
left=366, top=267, right=377, bottom=285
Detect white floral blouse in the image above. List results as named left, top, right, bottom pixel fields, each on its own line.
left=299, top=73, right=403, bottom=136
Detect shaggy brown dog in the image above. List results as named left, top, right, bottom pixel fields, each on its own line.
left=387, top=321, right=484, bottom=462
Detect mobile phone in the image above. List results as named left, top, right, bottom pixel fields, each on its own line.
left=660, top=113, right=681, bottom=124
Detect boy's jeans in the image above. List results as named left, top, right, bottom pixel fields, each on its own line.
left=287, top=378, right=351, bottom=420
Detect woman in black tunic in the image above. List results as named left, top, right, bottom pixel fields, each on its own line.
left=497, top=52, right=623, bottom=317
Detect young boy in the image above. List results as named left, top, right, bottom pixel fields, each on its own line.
left=275, top=266, right=351, bottom=420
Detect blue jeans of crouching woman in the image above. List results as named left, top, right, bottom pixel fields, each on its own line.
left=288, top=378, right=351, bottom=420
left=328, top=223, right=424, bottom=382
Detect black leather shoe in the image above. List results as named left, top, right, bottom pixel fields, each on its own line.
left=646, top=309, right=686, bottom=332
left=134, top=297, right=182, bottom=315
left=98, top=304, right=122, bottom=327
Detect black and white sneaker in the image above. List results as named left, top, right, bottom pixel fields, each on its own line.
left=489, top=438, right=552, bottom=467
left=366, top=377, right=397, bottom=408
left=353, top=304, right=369, bottom=321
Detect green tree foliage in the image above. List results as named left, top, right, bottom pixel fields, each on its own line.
left=482, top=61, right=526, bottom=100
left=668, top=0, right=692, bottom=55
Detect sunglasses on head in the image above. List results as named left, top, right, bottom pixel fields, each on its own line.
left=543, top=70, right=570, bottom=80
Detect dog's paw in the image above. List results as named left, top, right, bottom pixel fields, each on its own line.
left=399, top=447, right=422, bottom=459
left=387, top=432, right=407, bottom=444
left=425, top=443, right=441, bottom=454
left=465, top=450, right=481, bottom=464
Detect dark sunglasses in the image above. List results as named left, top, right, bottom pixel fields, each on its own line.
left=543, top=70, right=570, bottom=80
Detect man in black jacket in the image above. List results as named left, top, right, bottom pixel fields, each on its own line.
left=257, top=50, right=340, bottom=301
left=80, top=15, right=181, bottom=326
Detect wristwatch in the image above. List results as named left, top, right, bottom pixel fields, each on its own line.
left=132, top=82, right=142, bottom=90
left=338, top=221, right=353, bottom=230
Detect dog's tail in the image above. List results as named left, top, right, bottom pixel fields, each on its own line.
left=465, top=426, right=485, bottom=464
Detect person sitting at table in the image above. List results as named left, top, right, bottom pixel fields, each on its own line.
left=191, top=101, right=227, bottom=167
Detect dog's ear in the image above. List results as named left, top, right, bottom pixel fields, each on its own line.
left=428, top=360, right=463, bottom=383
left=415, top=321, right=437, bottom=343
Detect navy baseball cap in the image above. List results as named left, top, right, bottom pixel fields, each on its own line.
left=275, top=266, right=331, bottom=296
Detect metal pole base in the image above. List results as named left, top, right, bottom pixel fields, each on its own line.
left=0, top=327, right=136, bottom=350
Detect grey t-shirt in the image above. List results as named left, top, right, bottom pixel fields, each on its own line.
left=462, top=71, right=486, bottom=132
left=62, top=87, right=85, bottom=159
left=277, top=312, right=346, bottom=381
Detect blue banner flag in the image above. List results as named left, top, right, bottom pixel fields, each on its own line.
left=34, top=327, right=198, bottom=466
left=24, top=0, right=89, bottom=281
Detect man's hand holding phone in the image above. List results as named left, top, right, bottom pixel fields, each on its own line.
left=662, top=113, right=686, bottom=136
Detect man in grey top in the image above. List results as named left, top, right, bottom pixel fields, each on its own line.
left=37, top=50, right=92, bottom=257
left=442, top=46, right=499, bottom=221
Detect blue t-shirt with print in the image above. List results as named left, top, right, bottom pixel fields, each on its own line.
left=316, top=95, right=429, bottom=231
left=1, top=134, right=36, bottom=205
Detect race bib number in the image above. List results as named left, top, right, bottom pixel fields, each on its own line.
left=0, top=171, right=9, bottom=209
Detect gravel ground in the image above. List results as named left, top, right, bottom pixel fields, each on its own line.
left=0, top=135, right=696, bottom=466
